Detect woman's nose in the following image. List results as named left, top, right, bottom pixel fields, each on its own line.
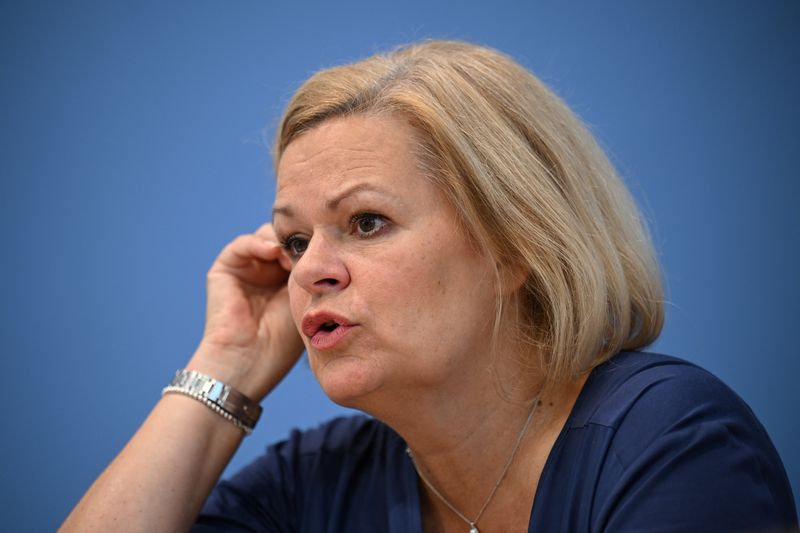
left=290, top=234, right=350, bottom=295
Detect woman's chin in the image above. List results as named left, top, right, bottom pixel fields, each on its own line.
left=312, top=355, right=384, bottom=409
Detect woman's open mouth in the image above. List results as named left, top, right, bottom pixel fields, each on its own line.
left=310, top=323, right=354, bottom=350
left=301, top=312, right=357, bottom=350
left=319, top=321, right=339, bottom=332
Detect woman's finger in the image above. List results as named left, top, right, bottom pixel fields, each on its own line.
left=254, top=223, right=293, bottom=272
left=215, top=235, right=281, bottom=268
left=209, top=235, right=288, bottom=287
left=276, top=250, right=292, bottom=273
left=254, top=222, right=278, bottom=241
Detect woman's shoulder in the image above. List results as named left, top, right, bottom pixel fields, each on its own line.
left=569, top=351, right=754, bottom=429
left=571, top=350, right=774, bottom=463
left=540, top=350, right=798, bottom=531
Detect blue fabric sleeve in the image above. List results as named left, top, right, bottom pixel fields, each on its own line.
left=192, top=429, right=302, bottom=533
left=191, top=415, right=415, bottom=533
left=591, top=363, right=797, bottom=531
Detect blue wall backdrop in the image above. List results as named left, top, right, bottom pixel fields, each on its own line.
left=1, top=1, right=797, bottom=530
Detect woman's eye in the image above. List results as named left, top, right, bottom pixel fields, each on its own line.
left=282, top=236, right=309, bottom=257
left=352, top=213, right=389, bottom=237
left=280, top=215, right=388, bottom=258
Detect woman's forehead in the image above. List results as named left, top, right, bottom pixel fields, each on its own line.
left=275, top=115, right=421, bottom=198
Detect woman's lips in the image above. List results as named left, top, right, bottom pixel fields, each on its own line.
left=301, top=311, right=357, bottom=350
left=309, top=324, right=356, bottom=350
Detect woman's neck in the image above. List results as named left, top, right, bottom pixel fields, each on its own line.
left=382, top=371, right=588, bottom=533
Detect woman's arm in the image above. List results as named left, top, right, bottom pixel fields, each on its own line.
left=61, top=224, right=304, bottom=532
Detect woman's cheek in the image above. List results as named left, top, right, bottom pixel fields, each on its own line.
left=287, top=275, right=306, bottom=327
left=278, top=250, right=293, bottom=272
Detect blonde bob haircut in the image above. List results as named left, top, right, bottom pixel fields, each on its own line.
left=275, top=40, right=664, bottom=383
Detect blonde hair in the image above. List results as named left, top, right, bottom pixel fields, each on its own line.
left=275, top=40, right=664, bottom=383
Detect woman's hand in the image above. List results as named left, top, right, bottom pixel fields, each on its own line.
left=64, top=224, right=305, bottom=531
left=188, top=223, right=304, bottom=401
left=61, top=224, right=303, bottom=532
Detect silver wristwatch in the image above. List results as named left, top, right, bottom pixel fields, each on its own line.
left=162, top=369, right=262, bottom=434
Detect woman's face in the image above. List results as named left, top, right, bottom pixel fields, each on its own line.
left=273, top=115, right=499, bottom=409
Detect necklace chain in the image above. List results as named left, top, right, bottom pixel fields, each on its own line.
left=406, top=396, right=542, bottom=533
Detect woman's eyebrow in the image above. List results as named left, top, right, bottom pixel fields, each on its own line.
left=272, top=182, right=390, bottom=220
left=325, top=182, right=389, bottom=210
left=272, top=204, right=293, bottom=219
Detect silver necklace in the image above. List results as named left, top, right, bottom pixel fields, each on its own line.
left=406, top=397, right=541, bottom=533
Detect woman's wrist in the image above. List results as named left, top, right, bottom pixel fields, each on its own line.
left=163, top=369, right=262, bottom=434
left=186, top=343, right=268, bottom=401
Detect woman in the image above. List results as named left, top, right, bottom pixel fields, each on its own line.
left=62, top=41, right=796, bottom=532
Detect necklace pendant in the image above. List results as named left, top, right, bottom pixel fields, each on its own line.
left=469, top=526, right=479, bottom=533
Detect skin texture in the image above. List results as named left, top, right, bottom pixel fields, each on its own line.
left=62, top=114, right=585, bottom=533
left=274, top=115, right=501, bottom=415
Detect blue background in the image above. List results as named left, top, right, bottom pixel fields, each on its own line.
left=1, top=1, right=797, bottom=530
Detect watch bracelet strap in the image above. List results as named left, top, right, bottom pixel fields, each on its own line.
left=162, top=369, right=262, bottom=435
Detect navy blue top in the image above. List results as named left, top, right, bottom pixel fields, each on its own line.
left=193, top=352, right=797, bottom=532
